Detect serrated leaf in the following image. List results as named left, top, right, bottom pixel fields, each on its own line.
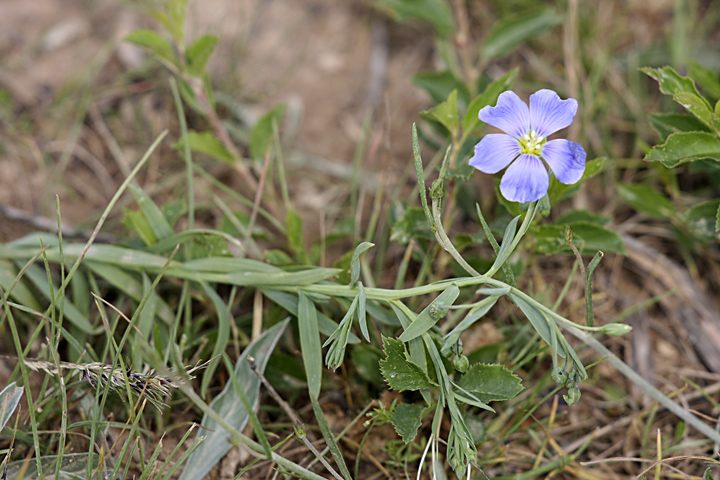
left=673, top=92, right=720, bottom=132
left=390, top=403, right=425, bottom=443
left=645, top=131, right=720, bottom=167
left=378, top=0, right=454, bottom=37
left=179, top=319, right=289, bottom=480
left=250, top=104, right=286, bottom=161
left=617, top=184, right=675, bottom=219
left=399, top=284, right=460, bottom=342
left=508, top=292, right=566, bottom=357
left=481, top=9, right=560, bottom=61
left=174, top=130, right=234, bottom=164
left=642, top=66, right=710, bottom=108
left=458, top=363, right=523, bottom=403
left=648, top=113, right=711, bottom=141
left=125, top=29, right=175, bottom=63
left=463, top=69, right=519, bottom=134
left=186, top=34, right=219, bottom=77
left=421, top=89, right=459, bottom=137
left=380, top=336, right=433, bottom=392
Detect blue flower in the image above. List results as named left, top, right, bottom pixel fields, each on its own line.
left=469, top=89, right=586, bottom=203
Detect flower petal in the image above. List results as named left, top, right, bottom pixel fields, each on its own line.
left=499, top=154, right=549, bottom=203
left=529, top=89, right=578, bottom=137
left=478, top=91, right=530, bottom=138
left=469, top=134, right=521, bottom=174
left=541, top=139, right=586, bottom=184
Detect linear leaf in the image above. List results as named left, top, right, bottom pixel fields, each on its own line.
left=178, top=319, right=289, bottom=480
left=508, top=292, right=566, bottom=357
left=399, top=284, right=460, bottom=342
left=298, top=291, right=322, bottom=399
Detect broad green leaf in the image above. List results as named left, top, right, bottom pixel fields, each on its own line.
left=555, top=210, right=610, bottom=226
left=380, top=336, right=433, bottom=392
left=186, top=34, right=219, bottom=77
left=125, top=29, right=175, bottom=63
left=684, top=199, right=720, bottom=242
left=178, top=319, right=289, bottom=480
left=420, top=89, right=459, bottom=137
left=688, top=61, right=720, bottom=101
left=457, top=363, right=523, bottom=403
left=390, top=403, right=425, bottom=444
left=0, top=382, right=23, bottom=431
left=642, top=66, right=710, bottom=108
left=287, top=208, right=308, bottom=263
left=250, top=104, right=286, bottom=161
left=128, top=184, right=174, bottom=241
left=463, top=68, right=519, bottom=134
left=122, top=208, right=157, bottom=245
left=175, top=131, right=234, bottom=164
left=350, top=242, right=374, bottom=287
left=617, top=184, right=675, bottom=220
left=399, top=284, right=460, bottom=342
left=549, top=157, right=606, bottom=204
left=645, top=131, right=720, bottom=167
left=535, top=223, right=625, bottom=256
left=378, top=0, right=454, bottom=37
left=673, top=92, right=720, bottom=132
left=390, top=206, right=434, bottom=243
left=648, top=113, right=711, bottom=141
left=350, top=345, right=383, bottom=384
left=412, top=70, right=470, bottom=105
left=481, top=9, right=560, bottom=61
left=298, top=292, right=322, bottom=398
left=508, top=292, right=566, bottom=357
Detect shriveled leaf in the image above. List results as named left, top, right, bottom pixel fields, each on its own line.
left=617, top=184, right=675, bottom=220
left=481, top=9, right=560, bottom=60
left=390, top=403, right=425, bottom=443
left=644, top=131, right=720, bottom=167
left=380, top=336, right=433, bottom=392
left=457, top=363, right=523, bottom=403
left=178, top=319, right=289, bottom=480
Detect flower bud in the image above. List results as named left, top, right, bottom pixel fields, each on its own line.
left=453, top=354, right=469, bottom=373
left=601, top=323, right=633, bottom=336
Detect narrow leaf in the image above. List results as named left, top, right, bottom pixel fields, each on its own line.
left=0, top=382, right=23, bottom=431
left=178, top=319, right=289, bottom=480
left=398, top=284, right=460, bottom=342
left=463, top=69, right=518, bottom=133
left=350, top=242, right=374, bottom=287
left=508, top=292, right=566, bottom=357
left=298, top=291, right=322, bottom=398
left=357, top=283, right=369, bottom=342
left=584, top=251, right=603, bottom=328
left=186, top=34, right=219, bottom=77
left=481, top=9, right=560, bottom=60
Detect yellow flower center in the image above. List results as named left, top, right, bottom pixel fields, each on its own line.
left=519, top=130, right=545, bottom=156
